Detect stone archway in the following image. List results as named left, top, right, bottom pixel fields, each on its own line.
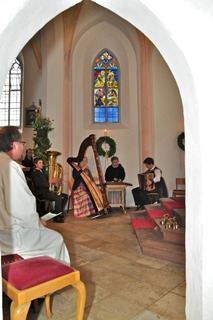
left=1, top=1, right=213, bottom=319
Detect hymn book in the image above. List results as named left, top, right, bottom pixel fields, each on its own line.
left=41, top=212, right=62, bottom=221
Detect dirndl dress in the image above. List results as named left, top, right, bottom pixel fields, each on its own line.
left=73, top=182, right=96, bottom=217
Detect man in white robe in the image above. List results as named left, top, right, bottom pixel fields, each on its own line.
left=0, top=126, right=70, bottom=265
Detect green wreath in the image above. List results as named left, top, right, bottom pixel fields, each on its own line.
left=96, top=136, right=116, bottom=158
left=177, top=132, right=185, bottom=151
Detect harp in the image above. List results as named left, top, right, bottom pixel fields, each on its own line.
left=67, top=134, right=109, bottom=215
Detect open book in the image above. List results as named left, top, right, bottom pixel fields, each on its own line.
left=40, top=212, right=62, bottom=221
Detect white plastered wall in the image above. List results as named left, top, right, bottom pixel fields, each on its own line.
left=152, top=46, right=185, bottom=192
left=71, top=12, right=139, bottom=206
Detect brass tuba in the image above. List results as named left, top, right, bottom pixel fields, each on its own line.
left=45, top=150, right=63, bottom=195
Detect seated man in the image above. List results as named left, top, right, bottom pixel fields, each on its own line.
left=132, top=157, right=168, bottom=210
left=105, top=156, right=126, bottom=182
left=31, top=157, right=68, bottom=223
left=0, top=126, right=70, bottom=265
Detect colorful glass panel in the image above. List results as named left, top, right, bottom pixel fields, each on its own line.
left=93, top=50, right=119, bottom=123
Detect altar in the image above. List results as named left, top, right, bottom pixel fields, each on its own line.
left=105, top=182, right=132, bottom=213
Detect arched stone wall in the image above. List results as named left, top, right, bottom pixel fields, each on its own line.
left=1, top=1, right=213, bottom=319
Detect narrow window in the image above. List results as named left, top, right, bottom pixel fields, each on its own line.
left=93, top=50, right=119, bottom=123
left=0, top=58, right=22, bottom=127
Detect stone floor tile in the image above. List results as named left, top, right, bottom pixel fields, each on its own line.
left=115, top=280, right=169, bottom=308
left=85, top=294, right=145, bottom=320
left=172, top=281, right=186, bottom=297
left=131, top=309, right=170, bottom=320
left=148, top=292, right=186, bottom=320
left=2, top=209, right=186, bottom=320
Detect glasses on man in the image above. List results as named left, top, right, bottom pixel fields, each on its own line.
left=16, top=141, right=26, bottom=146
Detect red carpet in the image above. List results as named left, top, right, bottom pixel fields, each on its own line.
left=131, top=197, right=185, bottom=230
left=132, top=218, right=156, bottom=229
left=162, top=201, right=185, bottom=213
left=171, top=197, right=185, bottom=205
left=147, top=209, right=172, bottom=219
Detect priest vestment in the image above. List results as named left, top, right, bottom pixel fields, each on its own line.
left=0, top=152, right=70, bottom=265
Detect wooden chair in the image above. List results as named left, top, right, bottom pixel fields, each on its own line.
left=28, top=179, right=55, bottom=216
left=36, top=198, right=55, bottom=216
left=2, top=255, right=86, bottom=320
left=172, top=178, right=185, bottom=197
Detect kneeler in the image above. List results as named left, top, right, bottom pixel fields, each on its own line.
left=2, top=255, right=86, bottom=320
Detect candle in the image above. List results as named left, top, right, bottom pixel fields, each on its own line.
left=104, top=129, right=107, bottom=136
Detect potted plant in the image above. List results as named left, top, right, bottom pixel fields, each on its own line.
left=32, top=110, right=54, bottom=163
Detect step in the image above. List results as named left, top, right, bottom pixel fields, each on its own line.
left=134, top=228, right=185, bottom=265
left=144, top=203, right=162, bottom=211
left=154, top=218, right=185, bottom=245
left=172, top=208, right=185, bottom=227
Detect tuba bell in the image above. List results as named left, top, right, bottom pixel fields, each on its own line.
left=45, top=150, right=63, bottom=195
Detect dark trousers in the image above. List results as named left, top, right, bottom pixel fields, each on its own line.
left=132, top=187, right=141, bottom=206
left=132, top=187, right=151, bottom=208
left=40, top=191, right=68, bottom=214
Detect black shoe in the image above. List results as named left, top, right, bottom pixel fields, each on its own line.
left=135, top=205, right=141, bottom=211
left=54, top=215, right=64, bottom=223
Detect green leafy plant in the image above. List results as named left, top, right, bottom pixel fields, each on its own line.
left=96, top=136, right=116, bottom=158
left=32, top=114, right=54, bottom=162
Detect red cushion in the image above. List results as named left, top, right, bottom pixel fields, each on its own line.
left=2, top=256, right=74, bottom=290
left=1, top=254, right=23, bottom=265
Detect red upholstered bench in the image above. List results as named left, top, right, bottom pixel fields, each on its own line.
left=2, top=255, right=86, bottom=320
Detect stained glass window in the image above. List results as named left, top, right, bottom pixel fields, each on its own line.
left=0, top=58, right=22, bottom=128
left=93, top=50, right=119, bottom=123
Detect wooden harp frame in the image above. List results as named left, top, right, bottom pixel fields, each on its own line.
left=67, top=134, right=109, bottom=214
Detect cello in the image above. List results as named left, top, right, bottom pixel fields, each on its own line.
left=67, top=134, right=109, bottom=216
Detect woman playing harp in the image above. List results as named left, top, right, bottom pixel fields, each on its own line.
left=67, top=134, right=109, bottom=217
left=72, top=156, right=96, bottom=217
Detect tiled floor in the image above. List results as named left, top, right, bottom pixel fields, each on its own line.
left=3, top=208, right=186, bottom=319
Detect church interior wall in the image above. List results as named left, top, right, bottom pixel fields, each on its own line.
left=42, top=17, right=65, bottom=154
left=21, top=3, right=184, bottom=206
left=22, top=42, right=43, bottom=143
left=71, top=14, right=140, bottom=206
left=151, top=46, right=185, bottom=192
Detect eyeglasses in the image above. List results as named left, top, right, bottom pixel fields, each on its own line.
left=16, top=141, right=26, bottom=146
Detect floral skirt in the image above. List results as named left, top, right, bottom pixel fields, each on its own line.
left=73, top=185, right=96, bottom=217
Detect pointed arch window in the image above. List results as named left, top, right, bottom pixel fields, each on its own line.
left=93, top=50, right=119, bottom=123
left=0, top=58, right=23, bottom=128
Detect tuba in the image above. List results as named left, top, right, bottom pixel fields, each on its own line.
left=45, top=151, right=63, bottom=195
